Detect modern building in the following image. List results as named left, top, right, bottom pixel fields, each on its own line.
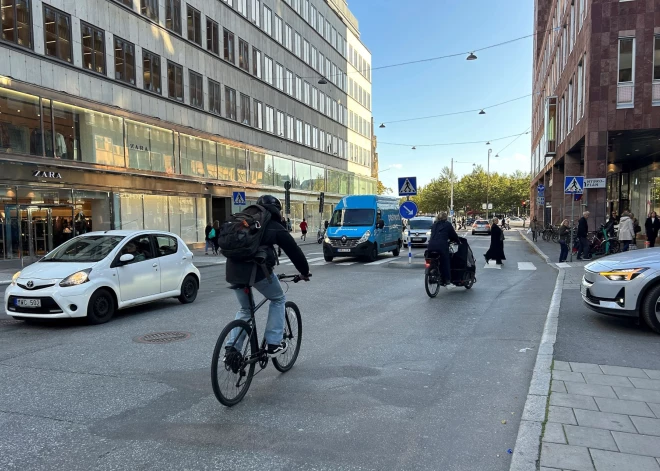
left=531, top=0, right=660, bottom=227
left=0, top=0, right=374, bottom=260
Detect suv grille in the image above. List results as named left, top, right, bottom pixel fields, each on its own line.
left=330, top=238, right=359, bottom=248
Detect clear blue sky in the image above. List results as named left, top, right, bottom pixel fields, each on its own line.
left=349, top=0, right=534, bottom=193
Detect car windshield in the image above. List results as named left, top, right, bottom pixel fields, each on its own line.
left=476, top=221, right=489, bottom=225
left=42, top=235, right=125, bottom=262
left=330, top=209, right=375, bottom=227
left=409, top=219, right=433, bottom=230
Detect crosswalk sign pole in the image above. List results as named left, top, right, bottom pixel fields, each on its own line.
left=407, top=195, right=412, bottom=265
left=570, top=196, right=574, bottom=263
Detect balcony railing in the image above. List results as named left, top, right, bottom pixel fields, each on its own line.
left=617, top=83, right=634, bottom=108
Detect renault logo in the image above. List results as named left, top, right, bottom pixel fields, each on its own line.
left=341, top=235, right=347, bottom=244
left=26, top=281, right=34, bottom=288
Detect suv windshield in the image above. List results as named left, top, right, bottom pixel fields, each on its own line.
left=42, top=235, right=125, bottom=262
left=330, top=209, right=375, bottom=227
left=409, top=219, right=433, bottom=230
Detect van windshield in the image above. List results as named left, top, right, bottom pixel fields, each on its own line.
left=330, top=209, right=375, bottom=227
left=409, top=219, right=434, bottom=230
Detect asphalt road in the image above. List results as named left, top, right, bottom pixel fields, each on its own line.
left=0, top=231, right=557, bottom=470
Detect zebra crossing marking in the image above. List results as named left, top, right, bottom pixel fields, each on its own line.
left=364, top=258, right=397, bottom=266
left=518, top=262, right=537, bottom=271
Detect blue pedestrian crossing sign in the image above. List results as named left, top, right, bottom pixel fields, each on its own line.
left=233, top=191, right=246, bottom=205
left=398, top=177, right=417, bottom=196
left=564, top=176, right=584, bottom=195
left=399, top=201, right=418, bottom=219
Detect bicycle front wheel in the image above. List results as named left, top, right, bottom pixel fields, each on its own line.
left=211, top=319, right=258, bottom=407
left=273, top=302, right=302, bottom=373
left=425, top=273, right=440, bottom=298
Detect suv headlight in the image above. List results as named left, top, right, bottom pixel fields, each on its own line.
left=60, top=269, right=92, bottom=287
left=599, top=268, right=648, bottom=281
left=426, top=230, right=432, bottom=237
left=358, top=230, right=371, bottom=244
left=324, top=235, right=331, bottom=244
left=11, top=271, right=21, bottom=286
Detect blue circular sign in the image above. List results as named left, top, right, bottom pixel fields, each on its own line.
left=399, top=201, right=418, bottom=219
left=537, top=184, right=545, bottom=193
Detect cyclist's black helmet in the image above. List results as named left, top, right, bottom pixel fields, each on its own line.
left=257, top=195, right=282, bottom=212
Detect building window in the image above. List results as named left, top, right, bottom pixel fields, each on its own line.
left=617, top=37, right=635, bottom=108
left=319, top=130, right=325, bottom=152
left=189, top=71, right=203, bottom=109
left=264, top=55, right=273, bottom=84
left=225, top=86, right=236, bottom=120
left=263, top=5, right=272, bottom=35
left=304, top=81, right=310, bottom=105
left=276, top=110, right=284, bottom=136
left=285, top=69, right=292, bottom=95
left=114, top=36, right=135, bottom=84
left=254, top=100, right=263, bottom=129
left=165, top=0, right=181, bottom=34
left=319, top=91, right=325, bottom=114
left=319, top=52, right=324, bottom=75
left=311, top=46, right=317, bottom=70
left=237, top=0, right=247, bottom=16
left=2, top=0, right=32, bottom=48
left=209, top=79, right=221, bottom=114
left=239, top=39, right=249, bottom=71
left=294, top=32, right=301, bottom=57
left=296, top=119, right=303, bottom=144
left=276, top=63, right=284, bottom=91
left=312, top=86, right=318, bottom=109
left=286, top=115, right=294, bottom=140
left=567, top=80, right=573, bottom=132
left=318, top=12, right=324, bottom=36
left=253, top=47, right=262, bottom=78
left=141, top=0, right=158, bottom=21
left=576, top=60, right=583, bottom=118
left=312, top=126, right=318, bottom=148
left=250, top=0, right=260, bottom=26
left=265, top=105, right=274, bottom=133
left=304, top=123, right=311, bottom=146
left=186, top=5, right=201, bottom=45
left=81, top=22, right=105, bottom=74
left=44, top=5, right=72, bottom=62
left=239, top=93, right=251, bottom=125
left=295, top=76, right=302, bottom=100
left=207, top=18, right=219, bottom=55
left=303, top=39, right=310, bottom=64
left=167, top=60, right=183, bottom=101
left=654, top=36, right=660, bottom=82
left=223, top=29, right=235, bottom=63
left=285, top=23, right=292, bottom=50
left=274, top=14, right=282, bottom=43
left=143, top=49, right=161, bottom=93
left=310, top=4, right=316, bottom=29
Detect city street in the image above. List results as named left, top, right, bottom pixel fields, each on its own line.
left=0, top=231, right=557, bottom=470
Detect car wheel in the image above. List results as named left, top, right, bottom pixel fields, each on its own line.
left=178, top=275, right=198, bottom=304
left=324, top=255, right=334, bottom=262
left=367, top=244, right=378, bottom=262
left=87, top=289, right=115, bottom=325
left=392, top=241, right=401, bottom=257
left=641, top=284, right=660, bottom=334
left=472, top=231, right=475, bottom=235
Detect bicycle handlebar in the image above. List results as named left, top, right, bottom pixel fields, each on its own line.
left=277, top=273, right=312, bottom=283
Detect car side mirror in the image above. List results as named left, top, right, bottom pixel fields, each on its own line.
left=377, top=220, right=385, bottom=229
left=119, top=254, right=134, bottom=263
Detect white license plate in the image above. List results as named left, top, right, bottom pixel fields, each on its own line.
left=412, top=238, right=423, bottom=242
left=16, top=298, right=41, bottom=308
left=337, top=248, right=351, bottom=253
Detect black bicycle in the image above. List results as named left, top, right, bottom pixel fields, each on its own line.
left=211, top=274, right=309, bottom=407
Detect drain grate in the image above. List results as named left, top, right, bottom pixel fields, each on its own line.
left=134, top=331, right=192, bottom=344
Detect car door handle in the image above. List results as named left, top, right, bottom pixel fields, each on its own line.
left=182, top=256, right=187, bottom=260
left=152, top=263, right=158, bottom=268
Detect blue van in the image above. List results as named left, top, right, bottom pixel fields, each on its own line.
left=323, top=195, right=403, bottom=262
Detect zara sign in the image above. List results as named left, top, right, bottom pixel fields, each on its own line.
left=33, top=170, right=63, bottom=179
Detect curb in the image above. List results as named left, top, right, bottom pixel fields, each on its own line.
left=0, top=280, right=10, bottom=286
left=510, top=235, right=564, bottom=470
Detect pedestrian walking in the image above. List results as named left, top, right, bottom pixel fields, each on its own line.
left=286, top=218, right=293, bottom=232
left=212, top=220, right=221, bottom=254
left=204, top=221, right=214, bottom=255
left=558, top=219, right=570, bottom=262
left=645, top=211, right=660, bottom=247
left=576, top=211, right=591, bottom=260
left=618, top=211, right=635, bottom=252
left=530, top=216, right=540, bottom=242
left=299, top=218, right=308, bottom=241
left=485, top=217, right=506, bottom=265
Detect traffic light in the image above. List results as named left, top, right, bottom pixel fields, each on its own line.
left=318, top=192, right=325, bottom=213
left=522, top=200, right=526, bottom=207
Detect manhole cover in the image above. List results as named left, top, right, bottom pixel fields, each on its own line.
left=134, top=331, right=192, bottom=344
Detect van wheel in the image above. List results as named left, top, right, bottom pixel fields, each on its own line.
left=641, top=284, right=660, bottom=334
left=324, top=255, right=334, bottom=262
left=393, top=241, right=401, bottom=257
left=367, top=244, right=378, bottom=262
left=87, top=289, right=115, bottom=325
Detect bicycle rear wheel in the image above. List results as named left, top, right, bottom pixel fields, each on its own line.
left=425, top=273, right=440, bottom=298
left=272, top=302, right=303, bottom=373
left=211, top=319, right=258, bottom=407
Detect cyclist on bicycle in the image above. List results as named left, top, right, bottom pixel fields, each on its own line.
left=225, top=195, right=310, bottom=357
left=427, top=212, right=460, bottom=286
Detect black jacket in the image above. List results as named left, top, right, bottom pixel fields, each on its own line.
left=577, top=217, right=588, bottom=238
left=204, top=225, right=213, bottom=240
left=559, top=225, right=570, bottom=242
left=427, top=220, right=460, bottom=253
left=645, top=217, right=660, bottom=235
left=226, top=205, right=310, bottom=285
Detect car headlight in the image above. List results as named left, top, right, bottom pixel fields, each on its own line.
left=11, top=271, right=21, bottom=286
left=324, top=235, right=331, bottom=243
left=426, top=231, right=431, bottom=237
left=59, top=269, right=92, bottom=287
left=358, top=230, right=371, bottom=244
left=599, top=268, right=648, bottom=281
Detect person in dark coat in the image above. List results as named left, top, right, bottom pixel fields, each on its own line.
left=204, top=222, right=213, bottom=255
left=645, top=211, right=660, bottom=248
left=576, top=211, right=591, bottom=260
left=212, top=220, right=221, bottom=255
left=485, top=217, right=506, bottom=265
left=427, top=212, right=460, bottom=285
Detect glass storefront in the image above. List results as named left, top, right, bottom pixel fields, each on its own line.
left=630, top=167, right=660, bottom=221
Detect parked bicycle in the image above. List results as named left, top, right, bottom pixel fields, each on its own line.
left=211, top=273, right=309, bottom=407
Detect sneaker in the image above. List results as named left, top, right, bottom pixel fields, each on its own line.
left=223, top=346, right=241, bottom=373
left=267, top=341, right=288, bottom=357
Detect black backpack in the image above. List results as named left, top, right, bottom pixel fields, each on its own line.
left=218, top=205, right=272, bottom=260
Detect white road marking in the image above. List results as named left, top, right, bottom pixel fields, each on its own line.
left=310, top=260, right=330, bottom=266
left=281, top=256, right=324, bottom=265
left=555, top=262, right=571, bottom=268
left=337, top=262, right=357, bottom=266
left=308, top=252, right=323, bottom=255
left=365, top=258, right=397, bottom=266
left=518, top=262, right=537, bottom=271
left=484, top=261, right=502, bottom=269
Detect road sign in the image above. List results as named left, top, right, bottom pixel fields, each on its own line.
left=398, top=177, right=417, bottom=196
left=584, top=178, right=606, bottom=189
left=537, top=196, right=545, bottom=206
left=450, top=210, right=454, bottom=217
left=537, top=184, right=545, bottom=193
left=399, top=201, right=418, bottom=219
left=564, top=176, right=584, bottom=194
left=481, top=203, right=493, bottom=210
left=233, top=191, right=246, bottom=205
left=284, top=180, right=291, bottom=190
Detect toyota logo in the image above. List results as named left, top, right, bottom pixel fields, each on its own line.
left=26, top=281, right=34, bottom=288
left=341, top=235, right=347, bottom=244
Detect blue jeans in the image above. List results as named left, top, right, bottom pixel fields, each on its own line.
left=559, top=241, right=568, bottom=262
left=228, top=273, right=286, bottom=348
left=622, top=240, right=631, bottom=252
left=205, top=240, right=214, bottom=252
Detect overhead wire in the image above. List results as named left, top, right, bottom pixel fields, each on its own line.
left=379, top=130, right=531, bottom=148
left=494, top=127, right=532, bottom=156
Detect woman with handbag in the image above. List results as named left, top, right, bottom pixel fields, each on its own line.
left=618, top=211, right=635, bottom=252
left=485, top=217, right=506, bottom=265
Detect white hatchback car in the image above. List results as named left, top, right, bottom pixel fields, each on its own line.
left=5, top=230, right=200, bottom=324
